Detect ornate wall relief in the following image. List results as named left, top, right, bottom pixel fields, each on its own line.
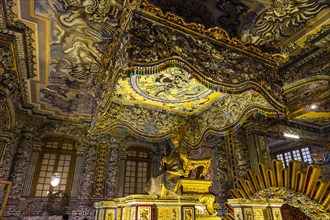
left=241, top=0, right=328, bottom=46
left=79, top=143, right=97, bottom=199
left=9, top=133, right=33, bottom=199
left=232, top=128, right=250, bottom=179
left=105, top=146, right=120, bottom=198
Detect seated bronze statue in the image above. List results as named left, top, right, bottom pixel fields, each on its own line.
left=145, top=132, right=211, bottom=197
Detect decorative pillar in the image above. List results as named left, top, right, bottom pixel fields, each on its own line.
left=94, top=142, right=109, bottom=197
left=79, top=142, right=97, bottom=199
left=245, top=122, right=271, bottom=171
left=105, top=144, right=120, bottom=198
left=21, top=142, right=43, bottom=197
left=9, top=133, right=34, bottom=199
left=215, top=137, right=232, bottom=216
left=226, top=128, right=251, bottom=181
left=117, top=147, right=127, bottom=198
left=150, top=145, right=163, bottom=177
left=70, top=144, right=85, bottom=198
left=0, top=132, right=18, bottom=180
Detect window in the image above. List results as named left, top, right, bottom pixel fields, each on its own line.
left=123, top=147, right=151, bottom=196
left=275, top=147, right=312, bottom=167
left=301, top=147, right=312, bottom=163
left=32, top=138, right=75, bottom=197
left=284, top=152, right=292, bottom=167
left=292, top=150, right=302, bottom=161
left=276, top=154, right=284, bottom=165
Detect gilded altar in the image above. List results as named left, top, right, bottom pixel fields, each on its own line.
left=95, top=183, right=221, bottom=220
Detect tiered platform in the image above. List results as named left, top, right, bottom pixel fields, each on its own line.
left=95, top=180, right=221, bottom=220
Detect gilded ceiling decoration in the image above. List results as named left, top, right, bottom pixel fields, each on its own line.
left=121, top=8, right=284, bottom=109
left=241, top=0, right=328, bottom=46
left=93, top=90, right=277, bottom=146
left=1, top=0, right=329, bottom=139
left=5, top=0, right=124, bottom=118
left=113, top=66, right=224, bottom=115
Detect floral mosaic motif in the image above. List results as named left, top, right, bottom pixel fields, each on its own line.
left=251, top=187, right=330, bottom=220
left=79, top=145, right=97, bottom=199
left=9, top=134, right=33, bottom=199
left=282, top=46, right=329, bottom=85
left=242, top=0, right=328, bottom=46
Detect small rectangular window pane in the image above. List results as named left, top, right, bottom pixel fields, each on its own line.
left=292, top=150, right=301, bottom=161
left=301, top=147, right=312, bottom=163
left=284, top=152, right=292, bottom=166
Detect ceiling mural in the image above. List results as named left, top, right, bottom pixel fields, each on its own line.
left=112, top=66, right=224, bottom=115
left=7, top=0, right=124, bottom=118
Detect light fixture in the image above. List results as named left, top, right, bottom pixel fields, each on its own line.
left=310, top=104, right=318, bottom=110
left=283, top=132, right=300, bottom=139
left=50, top=173, right=61, bottom=187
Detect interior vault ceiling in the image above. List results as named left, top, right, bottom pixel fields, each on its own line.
left=0, top=0, right=329, bottom=140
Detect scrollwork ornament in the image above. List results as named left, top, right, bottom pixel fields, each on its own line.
left=242, top=0, right=328, bottom=46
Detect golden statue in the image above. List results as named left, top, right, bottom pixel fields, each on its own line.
left=145, top=130, right=212, bottom=197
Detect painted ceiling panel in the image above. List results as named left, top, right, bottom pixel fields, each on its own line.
left=112, top=67, right=224, bottom=115
left=11, top=0, right=123, bottom=118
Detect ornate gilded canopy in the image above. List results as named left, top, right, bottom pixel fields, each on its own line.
left=90, top=0, right=285, bottom=146
left=1, top=0, right=329, bottom=146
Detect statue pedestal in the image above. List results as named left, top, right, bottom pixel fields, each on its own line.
left=95, top=180, right=220, bottom=220
left=227, top=198, right=284, bottom=220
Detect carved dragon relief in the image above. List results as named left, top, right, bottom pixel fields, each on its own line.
left=241, top=0, right=328, bottom=46
left=126, top=13, right=284, bottom=109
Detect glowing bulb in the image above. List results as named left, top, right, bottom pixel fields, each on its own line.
left=310, top=104, right=318, bottom=110
left=50, top=173, right=60, bottom=187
